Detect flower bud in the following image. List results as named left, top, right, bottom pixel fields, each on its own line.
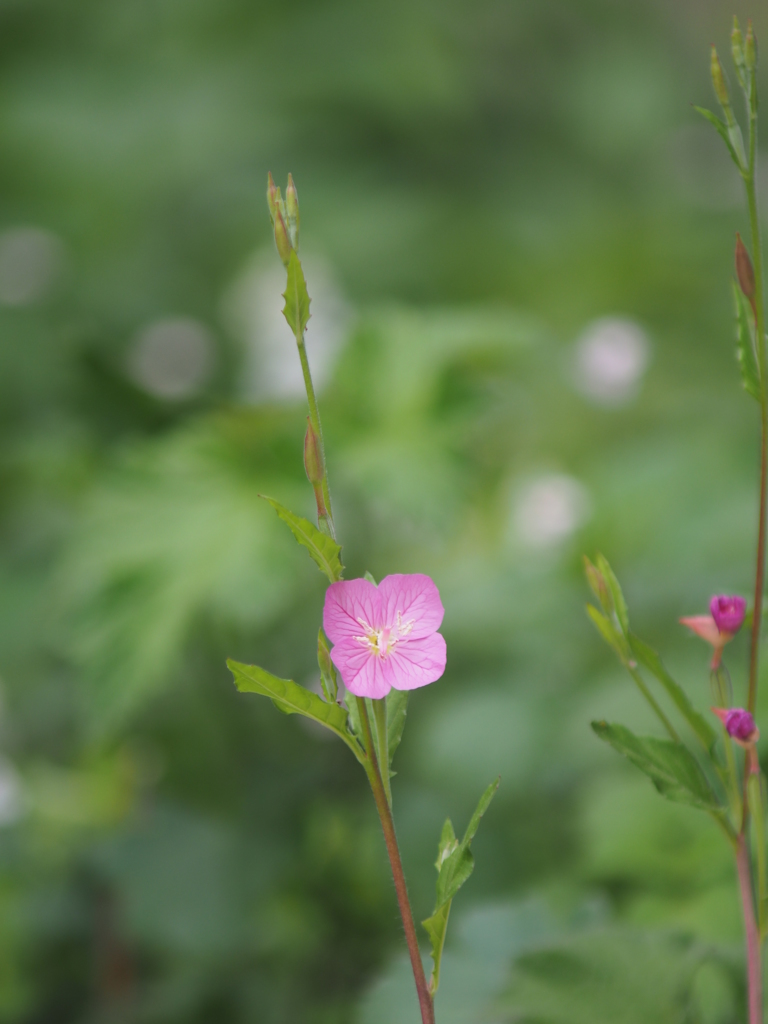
left=273, top=206, right=293, bottom=267
left=267, top=171, right=279, bottom=224
left=583, top=556, right=613, bottom=615
left=285, top=173, right=300, bottom=252
left=711, top=46, right=730, bottom=108
left=746, top=21, right=757, bottom=72
left=732, top=17, right=745, bottom=73
left=303, top=417, right=324, bottom=485
left=712, top=706, right=759, bottom=746
left=735, top=234, right=756, bottom=301
left=710, top=594, right=746, bottom=634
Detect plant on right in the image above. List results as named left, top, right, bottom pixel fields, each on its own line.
left=586, top=20, right=767, bottom=1024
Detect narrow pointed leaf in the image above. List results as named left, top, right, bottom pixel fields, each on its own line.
left=422, top=777, right=499, bottom=996
left=282, top=250, right=311, bottom=338
left=386, top=690, right=409, bottom=768
left=592, top=721, right=721, bottom=811
left=694, top=106, right=743, bottom=169
left=228, top=659, right=363, bottom=762
left=734, top=282, right=761, bottom=400
left=629, top=634, right=717, bottom=751
left=261, top=496, right=343, bottom=582
left=586, top=604, right=628, bottom=660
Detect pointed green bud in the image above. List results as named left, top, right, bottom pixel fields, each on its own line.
left=746, top=21, right=757, bottom=72
left=583, top=555, right=613, bottom=616
left=303, top=417, right=325, bottom=485
left=711, top=46, right=730, bottom=108
left=732, top=18, right=746, bottom=84
left=318, top=629, right=338, bottom=703
left=285, top=173, right=300, bottom=252
left=267, top=171, right=279, bottom=224
left=736, top=233, right=756, bottom=301
left=273, top=206, right=293, bottom=267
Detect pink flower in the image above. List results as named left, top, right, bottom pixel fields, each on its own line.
left=709, top=594, right=746, bottom=634
left=711, top=706, right=760, bottom=770
left=323, top=574, right=447, bottom=699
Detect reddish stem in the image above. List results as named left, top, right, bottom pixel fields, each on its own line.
left=357, top=699, right=435, bottom=1024
left=736, top=834, right=763, bottom=1024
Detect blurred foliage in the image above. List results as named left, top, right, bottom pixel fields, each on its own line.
left=1, top=0, right=768, bottom=1021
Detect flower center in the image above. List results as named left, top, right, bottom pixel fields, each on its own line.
left=354, top=612, right=415, bottom=658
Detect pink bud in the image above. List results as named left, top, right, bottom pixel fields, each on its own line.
left=709, top=594, right=746, bottom=634
left=712, top=706, right=759, bottom=746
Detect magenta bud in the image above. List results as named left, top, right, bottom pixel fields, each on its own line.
left=726, top=708, right=757, bottom=741
left=709, top=594, right=746, bottom=634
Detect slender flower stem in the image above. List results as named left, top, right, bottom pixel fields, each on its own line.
left=295, top=331, right=335, bottom=539
left=737, top=834, right=763, bottom=1024
left=627, top=666, right=681, bottom=743
left=289, top=263, right=433, bottom=1022
left=356, top=698, right=435, bottom=1024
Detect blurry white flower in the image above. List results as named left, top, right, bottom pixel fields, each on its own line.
left=223, top=249, right=350, bottom=402
left=0, top=227, right=64, bottom=306
left=512, top=474, right=591, bottom=548
left=129, top=317, right=215, bottom=400
left=571, top=317, right=650, bottom=406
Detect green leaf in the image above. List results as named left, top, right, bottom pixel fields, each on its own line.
left=694, top=106, right=744, bottom=170
left=386, top=690, right=409, bottom=769
left=422, top=778, right=499, bottom=995
left=261, top=496, right=343, bottom=583
left=591, top=721, right=721, bottom=811
left=628, top=634, right=718, bottom=752
left=228, top=659, right=364, bottom=762
left=734, top=281, right=761, bottom=401
left=586, top=604, right=628, bottom=661
left=595, top=554, right=629, bottom=634
left=317, top=629, right=338, bottom=704
left=282, top=250, right=311, bottom=338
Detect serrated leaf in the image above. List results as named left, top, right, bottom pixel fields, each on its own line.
left=422, top=777, right=499, bottom=995
left=261, top=496, right=343, bottom=583
left=591, top=721, right=721, bottom=811
left=228, top=659, right=363, bottom=762
left=386, top=690, right=408, bottom=768
left=628, top=634, right=717, bottom=751
left=694, top=106, right=744, bottom=170
left=282, top=250, right=311, bottom=338
left=734, top=282, right=761, bottom=401
left=595, top=554, right=629, bottom=634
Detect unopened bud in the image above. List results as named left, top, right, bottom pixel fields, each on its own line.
left=711, top=46, right=730, bottom=108
left=710, top=593, right=746, bottom=634
left=746, top=21, right=757, bottom=71
left=303, top=417, right=324, bottom=485
left=273, top=206, right=293, bottom=267
left=732, top=18, right=745, bottom=76
left=735, top=234, right=756, bottom=301
left=285, top=173, right=300, bottom=251
left=267, top=171, right=279, bottom=224
left=583, top=556, right=613, bottom=615
left=712, top=706, right=759, bottom=746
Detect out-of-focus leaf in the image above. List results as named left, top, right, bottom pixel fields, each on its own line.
left=586, top=604, right=627, bottom=660
left=282, top=251, right=311, bottom=338
left=228, top=660, right=363, bottom=762
left=261, top=496, right=343, bottom=583
left=496, top=929, right=717, bottom=1024
left=629, top=634, right=717, bottom=751
left=591, top=721, right=721, bottom=811
left=595, top=553, right=629, bottom=634
left=423, top=778, right=499, bottom=995
left=734, top=282, right=761, bottom=401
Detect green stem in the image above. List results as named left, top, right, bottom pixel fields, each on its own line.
left=626, top=666, right=681, bottom=743
left=295, top=333, right=335, bottom=539
left=373, top=698, right=392, bottom=808
left=356, top=698, right=435, bottom=1024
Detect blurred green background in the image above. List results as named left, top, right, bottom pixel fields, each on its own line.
left=0, top=0, right=767, bottom=1021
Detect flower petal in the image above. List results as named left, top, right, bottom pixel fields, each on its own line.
left=330, top=639, right=391, bottom=698
left=377, top=574, right=444, bottom=640
left=323, top=578, right=382, bottom=644
left=383, top=633, right=447, bottom=691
